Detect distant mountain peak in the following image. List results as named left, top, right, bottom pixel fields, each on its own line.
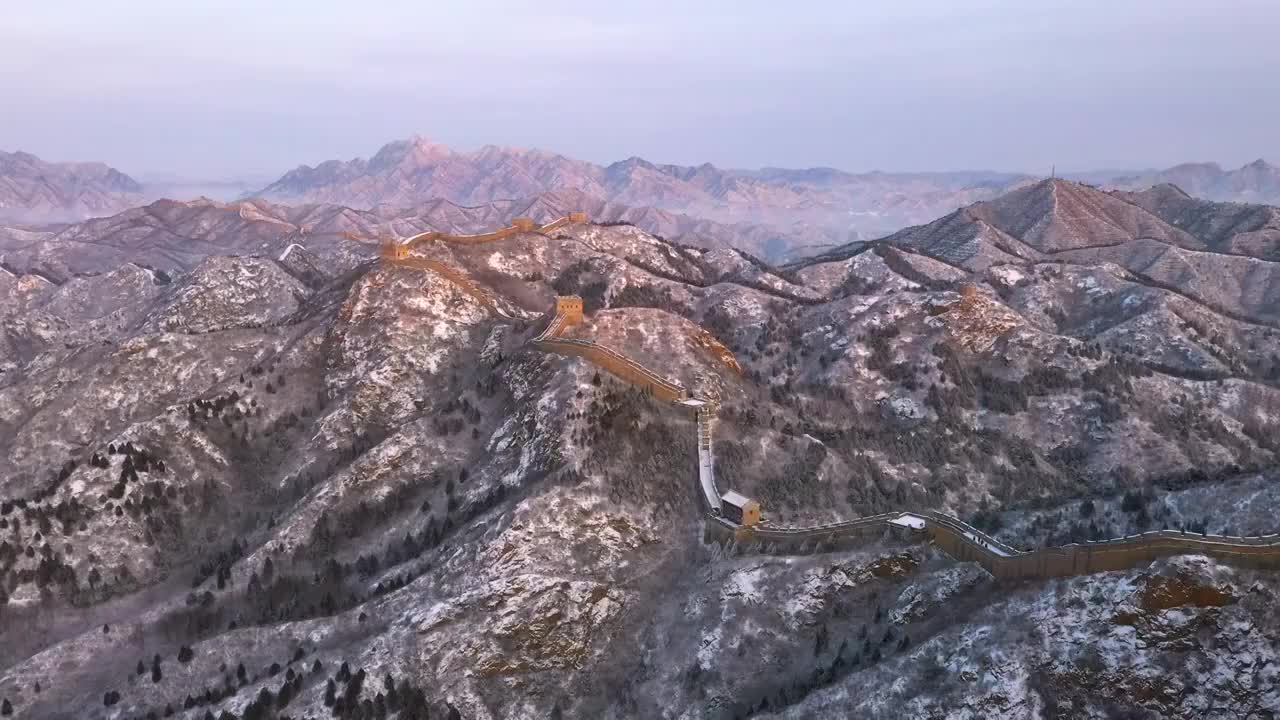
left=610, top=156, right=659, bottom=172
left=1109, top=159, right=1280, bottom=203
left=368, top=136, right=456, bottom=171
left=0, top=150, right=144, bottom=223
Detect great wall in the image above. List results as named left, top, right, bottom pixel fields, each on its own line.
left=377, top=214, right=1280, bottom=581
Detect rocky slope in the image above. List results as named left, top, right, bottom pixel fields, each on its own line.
left=0, top=151, right=145, bottom=225
left=2, top=186, right=1279, bottom=718
left=822, top=179, right=1280, bottom=327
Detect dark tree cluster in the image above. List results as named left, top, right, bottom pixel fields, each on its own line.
left=552, top=259, right=609, bottom=313
left=837, top=269, right=879, bottom=297
left=609, top=283, right=694, bottom=318
left=193, top=538, right=245, bottom=589
left=432, top=397, right=482, bottom=437
left=324, top=663, right=440, bottom=719
left=872, top=244, right=960, bottom=292
left=621, top=253, right=709, bottom=289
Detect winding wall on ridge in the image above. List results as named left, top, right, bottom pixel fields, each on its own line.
left=532, top=304, right=689, bottom=403
left=380, top=218, right=1280, bottom=582
left=530, top=295, right=1280, bottom=581
left=714, top=503, right=1280, bottom=579
left=392, top=213, right=585, bottom=252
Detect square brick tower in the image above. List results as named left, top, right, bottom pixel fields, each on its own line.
left=380, top=239, right=409, bottom=261
left=555, top=295, right=584, bottom=326
left=569, top=211, right=588, bottom=224
left=512, top=217, right=536, bottom=232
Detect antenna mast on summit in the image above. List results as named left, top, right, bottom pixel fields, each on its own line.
left=1051, top=164, right=1055, bottom=179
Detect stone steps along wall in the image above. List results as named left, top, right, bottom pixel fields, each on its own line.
left=533, top=313, right=567, bottom=343
left=696, top=410, right=721, bottom=512
left=385, top=256, right=500, bottom=311
left=532, top=306, right=717, bottom=512
left=706, top=513, right=903, bottom=553
left=535, top=336, right=688, bottom=403
left=533, top=305, right=688, bottom=403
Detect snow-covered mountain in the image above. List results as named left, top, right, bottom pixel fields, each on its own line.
left=2, top=181, right=1280, bottom=718
left=0, top=151, right=145, bottom=224
left=251, top=137, right=1035, bottom=257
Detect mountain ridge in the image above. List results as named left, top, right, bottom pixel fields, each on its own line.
left=1110, top=158, right=1280, bottom=204
left=3, top=178, right=1280, bottom=717
left=0, top=150, right=145, bottom=224
left=250, top=137, right=1038, bottom=255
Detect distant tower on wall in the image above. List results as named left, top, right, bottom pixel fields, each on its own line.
left=555, top=295, right=584, bottom=326
left=569, top=211, right=588, bottom=224
left=512, top=217, right=536, bottom=232
left=380, top=239, right=410, bottom=261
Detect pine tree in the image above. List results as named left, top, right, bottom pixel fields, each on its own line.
left=275, top=678, right=293, bottom=708
left=324, top=679, right=336, bottom=707
left=152, top=655, right=163, bottom=683
left=1, top=698, right=12, bottom=716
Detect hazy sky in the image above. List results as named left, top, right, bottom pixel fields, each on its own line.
left=3, top=0, right=1277, bottom=179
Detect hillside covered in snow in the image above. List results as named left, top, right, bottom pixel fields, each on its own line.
left=2, top=181, right=1280, bottom=718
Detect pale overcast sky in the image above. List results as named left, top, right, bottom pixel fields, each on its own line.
left=2, top=0, right=1277, bottom=178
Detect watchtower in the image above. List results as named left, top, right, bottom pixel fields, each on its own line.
left=512, top=217, right=536, bottom=232
left=960, top=284, right=980, bottom=302
left=569, top=211, right=588, bottom=224
left=380, top=239, right=410, bottom=261
left=555, top=295, right=584, bottom=326
left=720, top=491, right=762, bottom=527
